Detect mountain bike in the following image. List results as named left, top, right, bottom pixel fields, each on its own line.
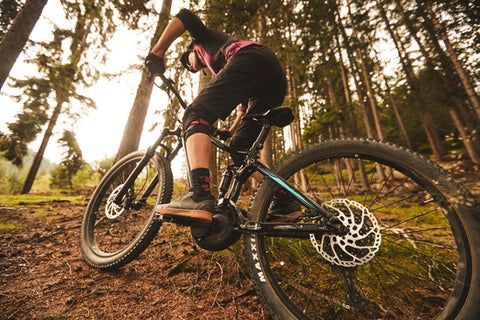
left=80, top=73, right=480, bottom=319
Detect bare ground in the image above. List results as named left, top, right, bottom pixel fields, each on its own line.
left=1, top=159, right=479, bottom=320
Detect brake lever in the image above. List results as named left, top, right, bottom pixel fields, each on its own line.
left=210, top=127, right=220, bottom=138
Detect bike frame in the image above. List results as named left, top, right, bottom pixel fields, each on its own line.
left=113, top=74, right=347, bottom=237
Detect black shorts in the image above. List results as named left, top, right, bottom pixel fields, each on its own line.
left=183, top=44, right=287, bottom=151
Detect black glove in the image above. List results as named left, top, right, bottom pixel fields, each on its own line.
left=145, top=52, right=165, bottom=79
left=217, top=129, right=231, bottom=141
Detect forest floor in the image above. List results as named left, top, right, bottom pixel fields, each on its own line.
left=0, top=159, right=479, bottom=320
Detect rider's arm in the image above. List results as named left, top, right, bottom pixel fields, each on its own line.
left=151, top=9, right=208, bottom=58
left=175, top=8, right=208, bottom=42
left=228, top=107, right=246, bottom=136
left=151, top=17, right=185, bottom=58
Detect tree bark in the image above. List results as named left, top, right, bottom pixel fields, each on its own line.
left=333, top=0, right=386, bottom=182
left=424, top=2, right=480, bottom=121
left=21, top=101, right=62, bottom=194
left=377, top=0, right=445, bottom=160
left=114, top=0, right=172, bottom=162
left=449, top=106, right=480, bottom=164
left=256, top=5, right=273, bottom=168
left=394, top=0, right=480, bottom=161
left=333, top=5, right=374, bottom=139
left=384, top=79, right=412, bottom=149
left=346, top=0, right=386, bottom=142
left=0, top=0, right=48, bottom=91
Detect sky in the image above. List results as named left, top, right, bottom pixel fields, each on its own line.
left=1, top=0, right=187, bottom=172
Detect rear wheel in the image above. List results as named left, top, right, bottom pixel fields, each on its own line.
left=80, top=151, right=173, bottom=270
left=245, top=138, right=480, bottom=320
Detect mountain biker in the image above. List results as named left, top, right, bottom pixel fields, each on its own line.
left=145, top=8, right=300, bottom=224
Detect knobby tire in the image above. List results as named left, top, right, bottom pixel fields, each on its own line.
left=244, top=138, right=480, bottom=320
left=80, top=151, right=173, bottom=270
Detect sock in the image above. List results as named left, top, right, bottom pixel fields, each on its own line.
left=276, top=188, right=288, bottom=197
left=190, top=168, right=212, bottom=201
left=274, top=187, right=296, bottom=202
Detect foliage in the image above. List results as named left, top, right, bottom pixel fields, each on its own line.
left=0, top=79, right=51, bottom=166
left=2, top=0, right=480, bottom=193
left=0, top=151, right=53, bottom=194
left=0, top=0, right=21, bottom=37
left=50, top=130, right=84, bottom=189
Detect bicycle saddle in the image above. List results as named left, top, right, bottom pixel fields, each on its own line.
left=243, top=106, right=294, bottom=128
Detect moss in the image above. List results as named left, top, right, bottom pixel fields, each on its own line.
left=0, top=222, right=24, bottom=232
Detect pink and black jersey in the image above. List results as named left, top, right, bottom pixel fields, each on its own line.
left=176, top=9, right=259, bottom=76
left=177, top=8, right=287, bottom=160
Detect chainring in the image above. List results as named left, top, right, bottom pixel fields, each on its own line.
left=310, top=199, right=381, bottom=267
left=191, top=200, right=241, bottom=251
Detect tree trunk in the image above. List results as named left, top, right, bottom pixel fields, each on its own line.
left=333, top=32, right=357, bottom=134
left=333, top=1, right=386, bottom=182
left=424, top=2, right=480, bottom=121
left=0, top=0, right=48, bottom=91
left=346, top=0, right=386, bottom=142
left=385, top=80, right=412, bottom=149
left=449, top=106, right=480, bottom=164
left=114, top=72, right=154, bottom=162
left=20, top=16, right=91, bottom=194
left=256, top=5, right=273, bottom=168
left=334, top=6, right=374, bottom=139
left=414, top=3, right=480, bottom=155
left=21, top=101, right=62, bottom=194
left=378, top=0, right=445, bottom=160
left=395, top=0, right=480, bottom=160
left=114, top=0, right=172, bottom=162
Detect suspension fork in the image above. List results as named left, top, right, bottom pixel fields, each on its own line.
left=113, top=128, right=174, bottom=206
left=134, top=136, right=183, bottom=206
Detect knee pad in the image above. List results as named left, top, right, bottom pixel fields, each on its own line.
left=182, top=104, right=217, bottom=139
left=184, top=119, right=211, bottom=139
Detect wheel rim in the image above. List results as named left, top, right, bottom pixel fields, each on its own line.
left=87, top=157, right=160, bottom=256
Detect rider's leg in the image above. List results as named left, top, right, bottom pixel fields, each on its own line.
left=186, top=132, right=211, bottom=170
left=154, top=112, right=217, bottom=225
left=185, top=132, right=213, bottom=200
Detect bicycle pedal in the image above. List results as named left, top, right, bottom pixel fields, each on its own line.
left=158, top=209, right=213, bottom=226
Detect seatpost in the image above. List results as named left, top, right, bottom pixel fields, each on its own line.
left=246, top=123, right=271, bottom=161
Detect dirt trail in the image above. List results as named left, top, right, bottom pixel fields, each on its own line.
left=0, top=200, right=269, bottom=319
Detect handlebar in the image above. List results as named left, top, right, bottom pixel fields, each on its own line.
left=150, top=73, right=231, bottom=142
left=150, top=72, right=188, bottom=110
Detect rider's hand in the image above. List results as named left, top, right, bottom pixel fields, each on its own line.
left=145, top=52, right=165, bottom=79
left=217, top=129, right=231, bottom=141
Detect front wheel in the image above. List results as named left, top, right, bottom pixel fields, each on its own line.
left=244, top=138, right=480, bottom=320
left=80, top=150, right=173, bottom=270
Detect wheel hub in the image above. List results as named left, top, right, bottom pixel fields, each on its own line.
left=310, top=199, right=381, bottom=267
left=105, top=185, right=125, bottom=219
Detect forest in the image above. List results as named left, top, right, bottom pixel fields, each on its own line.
left=2, top=1, right=480, bottom=319
left=2, top=0, right=480, bottom=196
left=1, top=0, right=479, bottom=191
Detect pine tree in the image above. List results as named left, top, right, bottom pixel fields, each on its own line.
left=0, top=0, right=49, bottom=91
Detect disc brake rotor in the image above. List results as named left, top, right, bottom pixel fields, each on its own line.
left=310, top=199, right=381, bottom=267
left=105, top=184, right=126, bottom=219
